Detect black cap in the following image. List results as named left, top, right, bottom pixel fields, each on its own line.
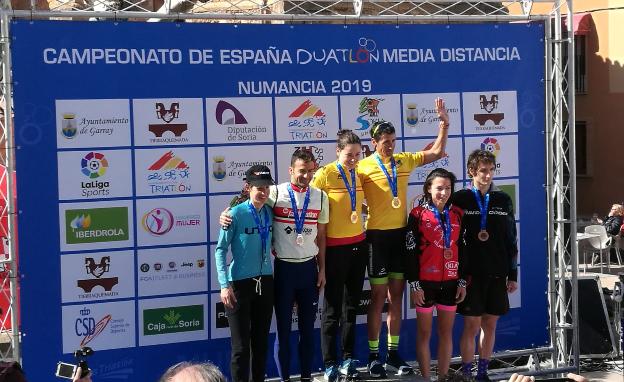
left=244, top=165, right=275, bottom=187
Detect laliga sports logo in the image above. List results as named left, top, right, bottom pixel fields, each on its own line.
left=142, top=208, right=174, bottom=236
left=81, top=152, right=108, bottom=179
left=481, top=137, right=501, bottom=157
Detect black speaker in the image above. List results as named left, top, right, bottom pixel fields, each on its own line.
left=564, top=275, right=617, bottom=357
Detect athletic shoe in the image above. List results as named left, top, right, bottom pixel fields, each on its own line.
left=367, top=358, right=386, bottom=378
left=338, top=359, right=359, bottom=378
left=324, top=365, right=339, bottom=382
left=384, top=352, right=413, bottom=376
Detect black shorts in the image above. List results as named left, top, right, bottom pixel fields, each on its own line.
left=416, top=280, right=458, bottom=309
left=366, top=228, right=406, bottom=282
left=458, top=276, right=509, bottom=316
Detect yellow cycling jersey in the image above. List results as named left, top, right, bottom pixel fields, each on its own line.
left=311, top=162, right=365, bottom=246
left=358, top=151, right=424, bottom=230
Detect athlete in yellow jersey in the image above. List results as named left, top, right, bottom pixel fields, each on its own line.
left=311, top=130, right=366, bottom=382
left=359, top=98, right=449, bottom=377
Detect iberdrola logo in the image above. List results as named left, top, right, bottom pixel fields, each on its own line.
left=70, top=214, right=91, bottom=230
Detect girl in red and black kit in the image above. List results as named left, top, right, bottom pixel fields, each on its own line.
left=405, top=168, right=467, bottom=381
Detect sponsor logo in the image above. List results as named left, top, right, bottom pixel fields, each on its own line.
left=139, top=258, right=206, bottom=282
left=61, top=113, right=78, bottom=139
left=146, top=151, right=192, bottom=194
left=294, top=146, right=323, bottom=168
left=405, top=103, right=459, bottom=131
left=215, top=100, right=269, bottom=142
left=287, top=100, right=328, bottom=140
left=143, top=305, right=204, bottom=335
left=65, top=207, right=128, bottom=245
left=148, top=102, right=189, bottom=144
left=356, top=96, right=384, bottom=132
left=445, top=261, right=459, bottom=271
left=80, top=152, right=111, bottom=198
left=480, top=137, right=501, bottom=157
left=216, top=100, right=248, bottom=125
left=141, top=208, right=174, bottom=236
left=474, top=94, right=505, bottom=128
left=76, top=256, right=119, bottom=299
left=215, top=302, right=229, bottom=328
left=141, top=207, right=202, bottom=236
left=59, top=111, right=129, bottom=140
left=74, top=307, right=112, bottom=347
left=361, top=144, right=374, bottom=158
left=358, top=290, right=388, bottom=315
left=212, top=156, right=226, bottom=181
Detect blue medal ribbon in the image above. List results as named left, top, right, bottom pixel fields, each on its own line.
left=336, top=162, right=357, bottom=214
left=471, top=187, right=490, bottom=231
left=287, top=184, right=311, bottom=236
left=247, top=201, right=270, bottom=256
left=374, top=153, right=398, bottom=199
left=429, top=205, right=451, bottom=249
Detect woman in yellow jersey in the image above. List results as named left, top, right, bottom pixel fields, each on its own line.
left=358, top=98, right=449, bottom=377
left=311, top=130, right=366, bottom=382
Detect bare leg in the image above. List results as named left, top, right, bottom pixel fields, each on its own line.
left=416, top=311, right=433, bottom=378
left=436, top=309, right=457, bottom=378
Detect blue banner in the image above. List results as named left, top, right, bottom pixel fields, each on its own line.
left=12, top=20, right=546, bottom=381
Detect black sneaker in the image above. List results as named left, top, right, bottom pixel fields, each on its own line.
left=384, top=352, right=413, bottom=376
left=367, top=358, right=386, bottom=378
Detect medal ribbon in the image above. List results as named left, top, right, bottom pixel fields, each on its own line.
left=374, top=153, right=398, bottom=199
left=471, top=187, right=490, bottom=232
left=247, top=201, right=270, bottom=256
left=336, top=162, right=357, bottom=214
left=287, top=184, right=311, bottom=236
left=430, top=205, right=451, bottom=249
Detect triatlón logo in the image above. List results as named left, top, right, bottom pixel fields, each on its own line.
left=148, top=151, right=189, bottom=171
left=481, top=137, right=501, bottom=157
left=216, top=100, right=248, bottom=125
left=141, top=208, right=175, bottom=236
left=81, top=152, right=108, bottom=179
left=289, top=100, right=325, bottom=118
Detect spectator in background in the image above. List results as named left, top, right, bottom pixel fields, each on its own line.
left=159, top=361, right=227, bottom=382
left=596, top=203, right=624, bottom=236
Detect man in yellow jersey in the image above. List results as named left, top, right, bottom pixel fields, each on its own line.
left=358, top=98, right=449, bottom=377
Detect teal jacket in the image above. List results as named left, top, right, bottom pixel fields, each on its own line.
left=214, top=200, right=273, bottom=289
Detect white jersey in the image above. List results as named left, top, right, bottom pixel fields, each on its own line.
left=269, top=182, right=329, bottom=262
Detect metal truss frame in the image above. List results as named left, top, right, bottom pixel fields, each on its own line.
left=0, top=0, right=578, bottom=377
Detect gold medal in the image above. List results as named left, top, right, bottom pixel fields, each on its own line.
left=296, top=234, right=304, bottom=246
left=391, top=197, right=401, bottom=209
left=350, top=211, right=358, bottom=224
left=443, top=248, right=453, bottom=259
left=478, top=230, right=489, bottom=242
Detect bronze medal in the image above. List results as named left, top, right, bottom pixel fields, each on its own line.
left=443, top=248, right=453, bottom=259
left=478, top=230, right=489, bottom=242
